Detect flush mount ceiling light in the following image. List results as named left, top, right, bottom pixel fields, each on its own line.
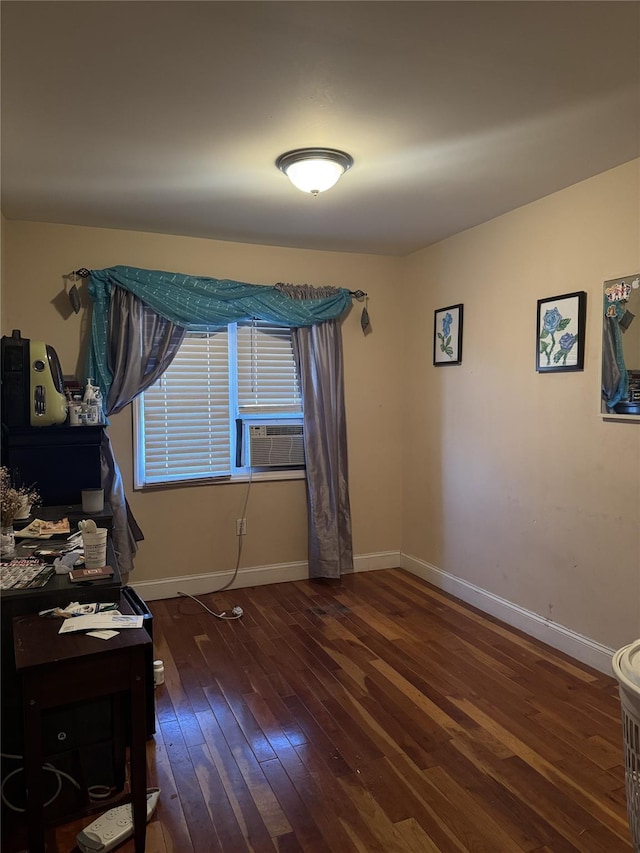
left=276, top=148, right=354, bottom=196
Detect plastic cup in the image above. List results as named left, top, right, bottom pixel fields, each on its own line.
left=82, top=527, right=108, bottom=568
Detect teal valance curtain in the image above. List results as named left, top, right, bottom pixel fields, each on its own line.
left=84, top=265, right=355, bottom=577
left=87, top=265, right=352, bottom=399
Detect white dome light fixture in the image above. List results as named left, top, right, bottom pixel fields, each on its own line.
left=276, top=148, right=354, bottom=196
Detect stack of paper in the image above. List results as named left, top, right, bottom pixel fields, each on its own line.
left=58, top=614, right=144, bottom=634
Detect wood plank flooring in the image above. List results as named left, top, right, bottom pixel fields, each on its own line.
left=19, top=569, right=637, bottom=850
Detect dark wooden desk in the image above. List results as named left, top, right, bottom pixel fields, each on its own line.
left=13, top=606, right=151, bottom=853
left=1, top=528, right=122, bottom=761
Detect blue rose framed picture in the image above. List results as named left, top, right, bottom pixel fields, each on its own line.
left=433, top=303, right=463, bottom=365
left=536, top=291, right=586, bottom=372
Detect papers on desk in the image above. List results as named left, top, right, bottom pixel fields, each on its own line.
left=1, top=560, right=54, bottom=590
left=16, top=518, right=71, bottom=539
left=58, top=614, right=144, bottom=634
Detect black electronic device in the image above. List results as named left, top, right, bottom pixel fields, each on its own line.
left=1, top=423, right=104, bottom=506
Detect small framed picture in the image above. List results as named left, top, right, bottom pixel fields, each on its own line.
left=536, top=291, right=586, bottom=372
left=433, top=304, right=463, bottom=366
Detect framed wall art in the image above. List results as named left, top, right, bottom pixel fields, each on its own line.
left=536, top=290, right=586, bottom=372
left=433, top=304, right=463, bottom=366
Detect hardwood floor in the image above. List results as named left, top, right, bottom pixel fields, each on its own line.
left=19, top=569, right=637, bottom=850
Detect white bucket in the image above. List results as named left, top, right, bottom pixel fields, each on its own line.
left=82, top=527, right=108, bottom=568
left=81, top=488, right=104, bottom=513
left=612, top=640, right=640, bottom=852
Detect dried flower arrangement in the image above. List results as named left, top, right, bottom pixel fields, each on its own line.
left=0, top=466, right=41, bottom=528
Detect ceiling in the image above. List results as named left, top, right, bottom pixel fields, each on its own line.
left=2, top=1, right=639, bottom=257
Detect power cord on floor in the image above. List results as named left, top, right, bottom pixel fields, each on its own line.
left=0, top=752, right=114, bottom=813
left=177, top=469, right=252, bottom=620
left=177, top=590, right=244, bottom=620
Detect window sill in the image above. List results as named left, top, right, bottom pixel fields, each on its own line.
left=134, top=468, right=306, bottom=491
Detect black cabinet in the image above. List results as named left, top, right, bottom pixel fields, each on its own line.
left=0, top=533, right=122, bottom=751
left=1, top=424, right=103, bottom=505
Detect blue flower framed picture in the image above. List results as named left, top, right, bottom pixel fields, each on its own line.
left=536, top=291, right=586, bottom=372
left=433, top=303, right=463, bottom=365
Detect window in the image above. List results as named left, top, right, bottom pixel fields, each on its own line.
left=134, top=320, right=302, bottom=487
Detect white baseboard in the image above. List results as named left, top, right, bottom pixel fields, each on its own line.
left=130, top=548, right=613, bottom=675
left=401, top=553, right=616, bottom=675
left=354, top=550, right=402, bottom=572
left=130, top=550, right=400, bottom=602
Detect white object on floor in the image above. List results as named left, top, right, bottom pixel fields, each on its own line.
left=76, top=788, right=160, bottom=853
left=153, top=660, right=165, bottom=685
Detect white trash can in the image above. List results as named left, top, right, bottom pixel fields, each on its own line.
left=612, top=639, right=640, bottom=852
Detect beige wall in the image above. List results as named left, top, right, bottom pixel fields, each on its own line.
left=401, top=159, right=640, bottom=650
left=1, top=160, right=638, bottom=652
left=0, top=222, right=403, bottom=581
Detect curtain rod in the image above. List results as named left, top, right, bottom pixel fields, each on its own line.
left=73, top=268, right=367, bottom=299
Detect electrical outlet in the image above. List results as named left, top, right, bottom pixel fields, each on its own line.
left=236, top=518, right=247, bottom=536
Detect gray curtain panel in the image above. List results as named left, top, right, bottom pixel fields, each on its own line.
left=279, top=285, right=354, bottom=580
left=101, top=282, right=353, bottom=576
left=106, top=287, right=187, bottom=413
left=102, top=287, right=186, bottom=573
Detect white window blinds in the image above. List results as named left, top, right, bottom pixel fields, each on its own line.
left=236, top=321, right=302, bottom=414
left=138, top=328, right=231, bottom=484
left=135, top=320, right=302, bottom=487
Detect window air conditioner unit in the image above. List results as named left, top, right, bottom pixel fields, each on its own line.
left=248, top=423, right=305, bottom=468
